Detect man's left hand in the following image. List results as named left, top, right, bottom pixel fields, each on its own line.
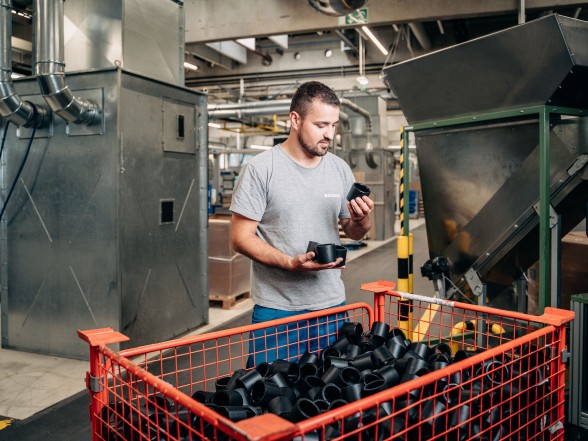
left=347, top=195, right=374, bottom=223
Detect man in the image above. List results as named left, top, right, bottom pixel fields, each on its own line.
left=230, top=81, right=374, bottom=364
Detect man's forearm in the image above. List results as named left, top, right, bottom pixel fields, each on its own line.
left=233, top=233, right=294, bottom=270
left=343, top=217, right=371, bottom=240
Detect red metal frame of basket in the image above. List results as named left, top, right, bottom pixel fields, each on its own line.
left=79, top=302, right=374, bottom=441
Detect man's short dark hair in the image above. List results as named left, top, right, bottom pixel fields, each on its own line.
left=290, top=81, right=340, bottom=119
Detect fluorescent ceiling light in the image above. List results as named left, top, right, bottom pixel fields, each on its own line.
left=11, top=72, right=24, bottom=79
left=208, top=122, right=222, bottom=128
left=183, top=61, right=199, bottom=71
left=361, top=25, right=389, bottom=56
left=250, top=145, right=272, bottom=150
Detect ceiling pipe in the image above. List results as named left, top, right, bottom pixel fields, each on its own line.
left=0, top=0, right=47, bottom=127
left=307, top=0, right=367, bottom=17
left=337, top=111, right=356, bottom=167
left=519, top=0, right=526, bottom=24
left=208, top=99, right=292, bottom=112
left=209, top=148, right=266, bottom=155
left=209, top=106, right=291, bottom=118
left=34, top=0, right=99, bottom=125
left=408, top=22, right=432, bottom=51
left=339, top=98, right=372, bottom=133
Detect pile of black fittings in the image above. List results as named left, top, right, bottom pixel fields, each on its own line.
left=104, top=321, right=552, bottom=441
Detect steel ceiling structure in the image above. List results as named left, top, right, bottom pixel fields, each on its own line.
left=7, top=0, right=588, bottom=97
left=182, top=0, right=588, bottom=95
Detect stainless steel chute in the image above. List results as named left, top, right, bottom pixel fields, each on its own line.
left=385, top=14, right=588, bottom=124
left=383, top=14, right=588, bottom=306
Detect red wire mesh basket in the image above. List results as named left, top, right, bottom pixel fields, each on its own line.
left=79, top=281, right=573, bottom=441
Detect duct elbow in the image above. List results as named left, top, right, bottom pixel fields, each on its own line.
left=0, top=85, right=32, bottom=126
left=36, top=73, right=99, bottom=125
left=34, top=0, right=100, bottom=126
left=340, top=97, right=373, bottom=134
left=0, top=82, right=48, bottom=128
left=0, top=0, right=47, bottom=127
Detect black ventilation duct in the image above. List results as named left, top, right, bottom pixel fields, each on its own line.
left=307, top=0, right=367, bottom=17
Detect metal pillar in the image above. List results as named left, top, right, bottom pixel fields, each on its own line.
left=538, top=107, right=551, bottom=312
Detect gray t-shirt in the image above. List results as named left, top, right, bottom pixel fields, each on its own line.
left=230, top=145, right=355, bottom=311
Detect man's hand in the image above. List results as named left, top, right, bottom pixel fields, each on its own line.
left=289, top=252, right=344, bottom=272
left=340, top=195, right=374, bottom=241
left=348, top=195, right=374, bottom=222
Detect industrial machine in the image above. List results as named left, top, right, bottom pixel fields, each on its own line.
left=383, top=14, right=588, bottom=311
left=1, top=0, right=208, bottom=359
left=384, top=15, right=588, bottom=433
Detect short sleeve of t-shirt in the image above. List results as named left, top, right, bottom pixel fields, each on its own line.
left=230, top=161, right=268, bottom=222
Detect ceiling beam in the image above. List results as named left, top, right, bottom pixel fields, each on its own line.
left=206, top=41, right=248, bottom=64
left=185, top=43, right=234, bottom=70
left=184, top=0, right=588, bottom=43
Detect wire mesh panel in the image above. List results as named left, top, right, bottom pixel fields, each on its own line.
left=79, top=303, right=373, bottom=441
left=289, top=281, right=572, bottom=441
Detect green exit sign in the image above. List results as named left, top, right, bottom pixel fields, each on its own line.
left=340, top=8, right=368, bottom=25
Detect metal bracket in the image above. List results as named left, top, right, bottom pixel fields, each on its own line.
left=567, top=154, right=588, bottom=176
left=561, top=349, right=571, bottom=364
left=532, top=202, right=558, bottom=229
left=88, top=374, right=104, bottom=393
left=548, top=420, right=564, bottom=434
left=544, top=344, right=559, bottom=362
left=433, top=278, right=446, bottom=298
left=464, top=268, right=484, bottom=296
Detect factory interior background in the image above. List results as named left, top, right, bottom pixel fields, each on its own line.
left=1, top=1, right=588, bottom=440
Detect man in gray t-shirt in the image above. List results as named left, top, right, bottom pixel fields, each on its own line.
left=230, top=81, right=373, bottom=364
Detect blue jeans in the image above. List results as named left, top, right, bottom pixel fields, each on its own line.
left=247, top=302, right=346, bottom=368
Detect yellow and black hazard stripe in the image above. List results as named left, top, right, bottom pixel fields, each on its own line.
left=397, top=235, right=412, bottom=339
left=399, top=127, right=405, bottom=236
left=408, top=232, right=414, bottom=294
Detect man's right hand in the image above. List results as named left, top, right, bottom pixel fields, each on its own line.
left=232, top=212, right=343, bottom=272
left=289, top=252, right=343, bottom=272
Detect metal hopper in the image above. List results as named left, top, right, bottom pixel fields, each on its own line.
left=383, top=14, right=588, bottom=308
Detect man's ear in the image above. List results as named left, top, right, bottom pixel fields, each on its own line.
left=290, top=111, right=301, bottom=131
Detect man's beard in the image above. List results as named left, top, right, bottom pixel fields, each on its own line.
left=297, top=131, right=330, bottom=157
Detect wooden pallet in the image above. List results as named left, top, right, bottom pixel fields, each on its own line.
left=209, top=291, right=251, bottom=310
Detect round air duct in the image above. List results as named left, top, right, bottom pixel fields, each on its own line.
left=307, top=0, right=367, bottom=17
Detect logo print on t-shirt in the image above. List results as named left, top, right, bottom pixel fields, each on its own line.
left=324, top=193, right=341, bottom=198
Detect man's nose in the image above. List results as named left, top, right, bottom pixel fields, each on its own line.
left=323, top=126, right=335, bottom=140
